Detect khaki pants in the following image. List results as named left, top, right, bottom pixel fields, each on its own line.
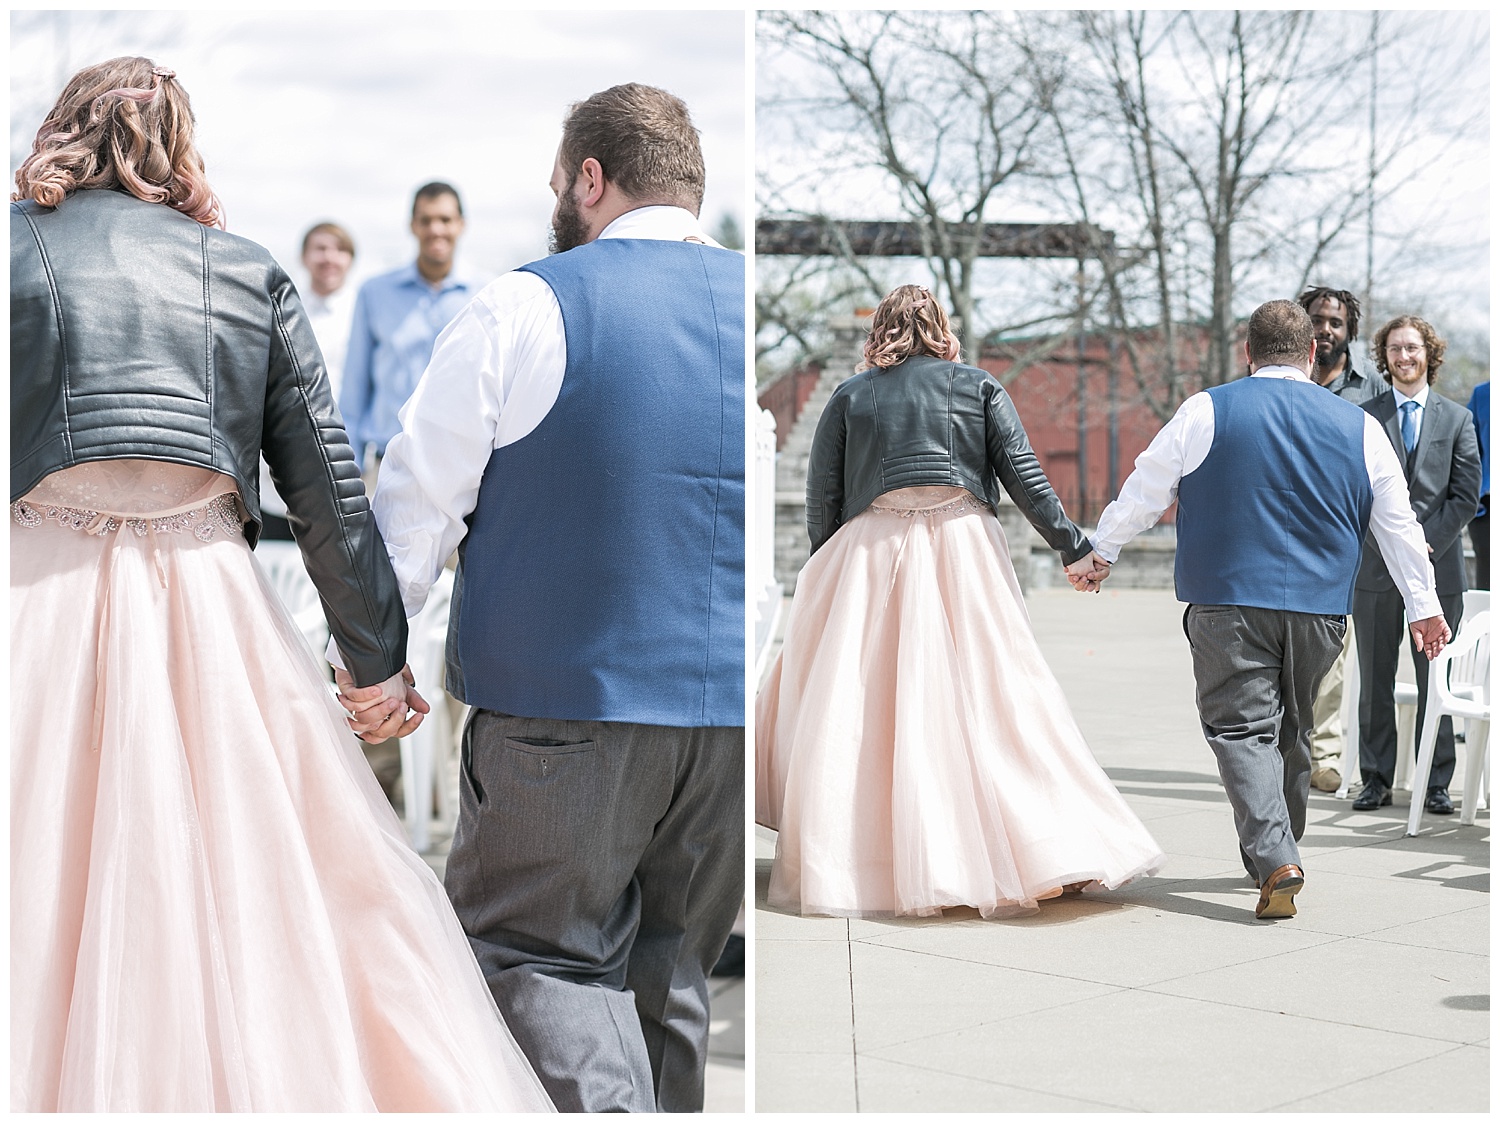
left=1308, top=621, right=1354, bottom=770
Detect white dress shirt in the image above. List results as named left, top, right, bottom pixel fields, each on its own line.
left=304, top=284, right=357, bottom=400
left=1091, top=365, right=1441, bottom=621
left=259, top=283, right=357, bottom=521
left=1390, top=381, right=1430, bottom=450
left=372, top=205, right=725, bottom=619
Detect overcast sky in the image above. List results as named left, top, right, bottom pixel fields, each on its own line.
left=755, top=10, right=1489, bottom=355
left=11, top=10, right=748, bottom=289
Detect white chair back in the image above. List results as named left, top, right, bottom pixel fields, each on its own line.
left=1436, top=610, right=1490, bottom=711
left=1407, top=610, right=1491, bottom=835
left=398, top=568, right=457, bottom=852
left=254, top=540, right=330, bottom=661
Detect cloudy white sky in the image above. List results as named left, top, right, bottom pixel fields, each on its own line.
left=11, top=10, right=748, bottom=289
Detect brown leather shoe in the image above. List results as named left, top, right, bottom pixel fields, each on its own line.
left=1255, top=864, right=1304, bottom=918
left=1310, top=767, right=1341, bottom=793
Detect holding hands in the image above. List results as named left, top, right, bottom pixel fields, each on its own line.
left=335, top=663, right=430, bottom=743
left=1065, top=550, right=1113, bottom=594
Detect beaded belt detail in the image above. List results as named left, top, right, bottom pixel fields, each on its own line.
left=11, top=492, right=243, bottom=542
left=870, top=494, right=991, bottom=518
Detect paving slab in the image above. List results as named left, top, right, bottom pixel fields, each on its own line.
left=754, top=1050, right=858, bottom=1113
left=756, top=937, right=854, bottom=1055
left=754, top=588, right=1489, bottom=1111
left=849, top=942, right=1119, bottom=1051
left=1269, top=1043, right=1490, bottom=1113
left=852, top=1056, right=1128, bottom=1112
left=859, top=988, right=1458, bottom=1113
left=1361, top=903, right=1490, bottom=956
left=1145, top=936, right=1489, bottom=1045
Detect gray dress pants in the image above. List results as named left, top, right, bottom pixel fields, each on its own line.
left=1185, top=606, right=1345, bottom=881
left=445, top=710, right=744, bottom=1113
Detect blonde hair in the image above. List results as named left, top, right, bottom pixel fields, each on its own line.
left=860, top=284, right=961, bottom=371
left=13, top=56, right=222, bottom=228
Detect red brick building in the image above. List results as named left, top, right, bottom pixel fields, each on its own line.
left=759, top=324, right=1211, bottom=525
left=980, top=326, right=1211, bottom=525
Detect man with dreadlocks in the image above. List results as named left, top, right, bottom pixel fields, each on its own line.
left=1295, top=286, right=1379, bottom=792
left=1299, top=286, right=1380, bottom=405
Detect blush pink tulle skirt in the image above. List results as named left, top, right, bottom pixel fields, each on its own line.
left=756, top=486, right=1163, bottom=919
left=10, top=461, right=553, bottom=1112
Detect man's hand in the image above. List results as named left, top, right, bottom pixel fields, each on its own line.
left=1409, top=615, right=1452, bottom=662
left=1065, top=550, right=1113, bottom=594
left=335, top=663, right=430, bottom=743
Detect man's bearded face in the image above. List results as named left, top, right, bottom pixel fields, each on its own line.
left=549, top=176, right=589, bottom=255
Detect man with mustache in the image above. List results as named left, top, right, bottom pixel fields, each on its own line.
left=1352, top=315, right=1481, bottom=816
left=339, top=84, right=744, bottom=1112
left=1295, top=286, right=1380, bottom=793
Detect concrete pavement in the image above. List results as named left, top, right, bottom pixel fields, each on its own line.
left=754, top=588, right=1489, bottom=1112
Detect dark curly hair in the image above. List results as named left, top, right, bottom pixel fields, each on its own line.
left=1296, top=286, right=1361, bottom=341
left=1372, top=315, right=1445, bottom=385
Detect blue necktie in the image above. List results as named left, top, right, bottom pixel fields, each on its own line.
left=1400, top=399, right=1419, bottom=454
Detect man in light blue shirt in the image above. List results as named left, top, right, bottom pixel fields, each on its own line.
left=340, top=182, right=474, bottom=469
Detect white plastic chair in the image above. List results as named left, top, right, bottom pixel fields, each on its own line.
left=1339, top=603, right=1485, bottom=799
left=1407, top=609, right=1491, bottom=836
left=399, top=568, right=457, bottom=851
left=254, top=540, right=330, bottom=662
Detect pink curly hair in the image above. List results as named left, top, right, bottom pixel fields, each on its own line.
left=13, top=56, right=223, bottom=228
left=859, top=284, right=961, bottom=371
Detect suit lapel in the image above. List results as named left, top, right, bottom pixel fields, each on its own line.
left=1373, top=393, right=1408, bottom=479
left=1408, top=393, right=1446, bottom=484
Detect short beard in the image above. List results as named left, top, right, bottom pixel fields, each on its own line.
left=548, top=190, right=589, bottom=255
left=1315, top=339, right=1349, bottom=372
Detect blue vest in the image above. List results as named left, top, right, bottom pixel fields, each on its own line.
left=446, top=238, right=745, bottom=727
left=1175, top=377, right=1372, bottom=615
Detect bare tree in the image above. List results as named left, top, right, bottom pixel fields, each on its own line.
left=757, top=10, right=1488, bottom=417
left=757, top=10, right=1062, bottom=359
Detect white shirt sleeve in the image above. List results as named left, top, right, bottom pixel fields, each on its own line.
left=1362, top=412, right=1442, bottom=620
left=1091, top=392, right=1215, bottom=563
left=372, top=272, right=566, bottom=618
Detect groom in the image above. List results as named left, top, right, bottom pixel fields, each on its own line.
left=1067, top=300, right=1445, bottom=918
left=340, top=84, right=744, bottom=1110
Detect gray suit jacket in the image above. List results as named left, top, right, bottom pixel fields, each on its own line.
left=1356, top=387, right=1482, bottom=597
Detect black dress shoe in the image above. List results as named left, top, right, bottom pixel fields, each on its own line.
left=1353, top=781, right=1392, bottom=810
left=1425, top=789, right=1455, bottom=815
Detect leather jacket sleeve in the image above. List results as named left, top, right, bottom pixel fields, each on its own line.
left=805, top=386, right=849, bottom=554
left=984, top=383, right=1092, bottom=565
left=261, top=267, right=408, bottom=687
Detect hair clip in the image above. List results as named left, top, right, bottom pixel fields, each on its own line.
left=151, top=67, right=176, bottom=81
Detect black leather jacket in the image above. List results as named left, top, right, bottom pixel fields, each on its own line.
left=11, top=189, right=406, bottom=686
left=806, top=354, right=1091, bottom=563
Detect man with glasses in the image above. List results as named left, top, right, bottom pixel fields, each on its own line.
left=1351, top=316, right=1481, bottom=815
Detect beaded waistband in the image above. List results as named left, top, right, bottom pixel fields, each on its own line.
left=11, top=492, right=243, bottom=542
left=868, top=493, right=991, bottom=518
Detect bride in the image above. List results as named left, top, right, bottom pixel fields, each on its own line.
left=10, top=57, right=552, bottom=1111
left=756, top=284, right=1163, bottom=919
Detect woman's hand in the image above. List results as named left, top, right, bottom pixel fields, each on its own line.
left=334, top=663, right=431, bottom=743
